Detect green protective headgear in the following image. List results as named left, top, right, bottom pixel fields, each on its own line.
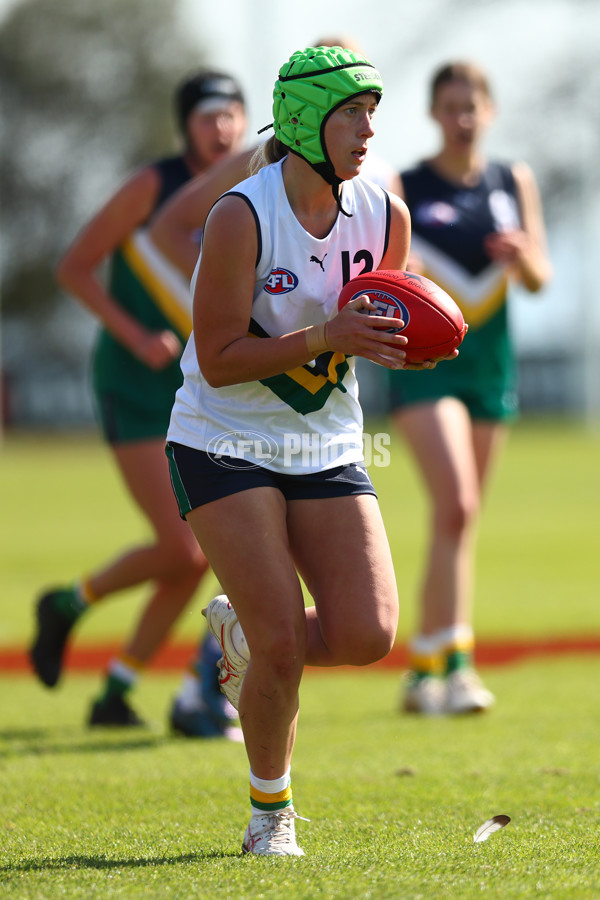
left=270, top=46, right=383, bottom=209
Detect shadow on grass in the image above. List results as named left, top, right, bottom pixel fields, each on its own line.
left=0, top=850, right=239, bottom=872
left=0, top=727, right=47, bottom=740
left=0, top=725, right=165, bottom=758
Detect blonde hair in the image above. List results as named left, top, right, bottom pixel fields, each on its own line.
left=249, top=136, right=288, bottom=175
left=313, top=35, right=360, bottom=52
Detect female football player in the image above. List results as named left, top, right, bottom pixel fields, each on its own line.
left=30, top=69, right=247, bottom=735
left=389, top=61, right=552, bottom=716
left=165, top=45, right=454, bottom=855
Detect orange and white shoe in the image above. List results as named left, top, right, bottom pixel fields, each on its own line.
left=242, top=807, right=307, bottom=857
left=202, top=594, right=249, bottom=711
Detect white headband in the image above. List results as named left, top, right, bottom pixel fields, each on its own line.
left=192, top=97, right=241, bottom=115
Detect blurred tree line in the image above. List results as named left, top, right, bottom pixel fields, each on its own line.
left=0, top=0, right=205, bottom=423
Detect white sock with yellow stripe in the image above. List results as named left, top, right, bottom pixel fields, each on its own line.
left=436, top=623, right=475, bottom=674
left=249, top=766, right=293, bottom=814
left=407, top=633, right=444, bottom=680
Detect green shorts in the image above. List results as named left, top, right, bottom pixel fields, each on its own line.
left=388, top=365, right=518, bottom=422
left=95, top=391, right=174, bottom=444
left=92, top=331, right=183, bottom=445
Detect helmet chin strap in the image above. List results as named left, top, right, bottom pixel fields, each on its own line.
left=258, top=122, right=351, bottom=216
left=289, top=147, right=352, bottom=217
left=312, top=165, right=351, bottom=218
left=330, top=179, right=351, bottom=218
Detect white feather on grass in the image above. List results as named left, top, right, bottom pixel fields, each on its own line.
left=473, top=814, right=511, bottom=843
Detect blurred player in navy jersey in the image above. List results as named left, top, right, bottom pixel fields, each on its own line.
left=389, top=61, right=552, bottom=716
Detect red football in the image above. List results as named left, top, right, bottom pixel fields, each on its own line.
left=337, top=269, right=467, bottom=363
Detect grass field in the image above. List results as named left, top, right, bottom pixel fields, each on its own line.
left=1, top=664, right=599, bottom=899
left=2, top=419, right=599, bottom=647
left=1, top=421, right=599, bottom=898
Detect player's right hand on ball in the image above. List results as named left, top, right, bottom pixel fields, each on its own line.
left=327, top=294, right=410, bottom=369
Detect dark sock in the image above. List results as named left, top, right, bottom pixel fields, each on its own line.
left=96, top=673, right=132, bottom=705
left=53, top=587, right=87, bottom=622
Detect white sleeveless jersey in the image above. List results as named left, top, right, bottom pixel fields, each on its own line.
left=167, top=158, right=391, bottom=474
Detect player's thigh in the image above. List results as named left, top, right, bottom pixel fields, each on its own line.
left=396, top=398, right=479, bottom=510
left=472, top=420, right=508, bottom=491
left=186, top=487, right=307, bottom=651
left=286, top=493, right=399, bottom=645
left=113, top=438, right=196, bottom=547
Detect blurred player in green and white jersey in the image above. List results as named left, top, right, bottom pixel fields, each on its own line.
left=30, top=69, right=247, bottom=738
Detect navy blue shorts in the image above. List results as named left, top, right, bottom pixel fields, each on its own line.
left=165, top=441, right=376, bottom=518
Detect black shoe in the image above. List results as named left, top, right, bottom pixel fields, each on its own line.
left=169, top=698, right=227, bottom=738
left=88, top=693, right=146, bottom=728
left=30, top=590, right=78, bottom=687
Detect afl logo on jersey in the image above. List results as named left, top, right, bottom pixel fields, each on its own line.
left=350, top=288, right=410, bottom=333
left=265, top=268, right=298, bottom=294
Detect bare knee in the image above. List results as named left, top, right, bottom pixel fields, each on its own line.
left=156, top=538, right=209, bottom=585
left=350, top=625, right=395, bottom=666
left=180, top=543, right=210, bottom=581
left=435, top=490, right=480, bottom=538
left=327, top=620, right=396, bottom=667
left=250, top=627, right=305, bottom=689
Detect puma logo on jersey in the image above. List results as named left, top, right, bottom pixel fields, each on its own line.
left=310, top=253, right=328, bottom=272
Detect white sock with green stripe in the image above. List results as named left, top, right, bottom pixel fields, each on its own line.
left=249, top=766, right=293, bottom=814
left=436, top=624, right=475, bottom=674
